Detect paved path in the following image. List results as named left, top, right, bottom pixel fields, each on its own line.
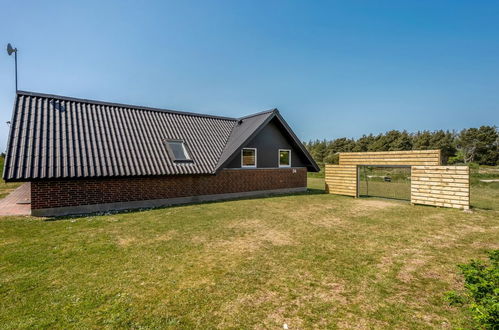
left=0, top=183, right=31, bottom=216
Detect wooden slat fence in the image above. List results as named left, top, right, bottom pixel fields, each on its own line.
left=325, top=165, right=358, bottom=197
left=411, top=166, right=470, bottom=210
left=339, top=150, right=441, bottom=166
left=324, top=150, right=470, bottom=210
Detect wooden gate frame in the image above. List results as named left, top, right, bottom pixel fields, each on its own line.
left=325, top=150, right=470, bottom=210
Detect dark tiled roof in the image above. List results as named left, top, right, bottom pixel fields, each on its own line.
left=3, top=91, right=318, bottom=181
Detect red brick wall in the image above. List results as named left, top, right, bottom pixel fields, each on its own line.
left=30, top=168, right=307, bottom=210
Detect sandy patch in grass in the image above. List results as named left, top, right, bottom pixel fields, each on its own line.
left=259, top=229, right=293, bottom=246
left=117, top=230, right=176, bottom=247
left=212, top=228, right=293, bottom=253
left=218, top=272, right=347, bottom=328
left=190, top=234, right=208, bottom=245
left=117, top=236, right=138, bottom=246
left=471, top=241, right=499, bottom=249
left=378, top=221, right=493, bottom=283
left=396, top=255, right=432, bottom=282
left=422, top=223, right=487, bottom=249
left=0, top=238, right=19, bottom=246
left=378, top=248, right=428, bottom=282
left=210, top=219, right=294, bottom=253
left=309, top=215, right=344, bottom=228
left=356, top=199, right=398, bottom=209
left=337, top=315, right=390, bottom=329
left=259, top=280, right=353, bottom=329
left=348, top=198, right=399, bottom=217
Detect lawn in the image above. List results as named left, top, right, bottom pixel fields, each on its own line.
left=1, top=177, right=498, bottom=328
left=358, top=167, right=411, bottom=201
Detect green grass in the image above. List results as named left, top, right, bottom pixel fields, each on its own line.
left=359, top=181, right=411, bottom=201
left=307, top=177, right=325, bottom=191
left=0, top=156, right=22, bottom=198
left=0, top=177, right=498, bottom=328
left=471, top=183, right=499, bottom=210
left=358, top=167, right=411, bottom=200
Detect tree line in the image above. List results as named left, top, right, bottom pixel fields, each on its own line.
left=304, top=126, right=498, bottom=165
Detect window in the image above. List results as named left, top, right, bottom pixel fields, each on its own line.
left=165, top=140, right=192, bottom=162
left=279, top=149, right=291, bottom=167
left=241, top=148, right=257, bottom=168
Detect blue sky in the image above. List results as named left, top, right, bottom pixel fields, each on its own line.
left=1, top=0, right=498, bottom=151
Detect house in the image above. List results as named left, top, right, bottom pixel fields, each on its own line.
left=3, top=91, right=319, bottom=216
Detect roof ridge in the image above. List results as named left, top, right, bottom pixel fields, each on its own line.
left=237, top=108, right=278, bottom=120
left=16, top=90, right=237, bottom=121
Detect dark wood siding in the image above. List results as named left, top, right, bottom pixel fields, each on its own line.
left=225, top=118, right=308, bottom=169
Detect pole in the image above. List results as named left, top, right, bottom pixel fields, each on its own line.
left=14, top=50, right=18, bottom=91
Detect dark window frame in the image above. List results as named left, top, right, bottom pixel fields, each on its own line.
left=164, top=139, right=194, bottom=163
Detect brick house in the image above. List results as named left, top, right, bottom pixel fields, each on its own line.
left=3, top=91, right=319, bottom=216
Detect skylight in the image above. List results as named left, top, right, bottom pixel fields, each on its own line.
left=165, top=140, right=192, bottom=162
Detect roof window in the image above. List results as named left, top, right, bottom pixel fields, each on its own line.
left=165, top=140, right=192, bottom=163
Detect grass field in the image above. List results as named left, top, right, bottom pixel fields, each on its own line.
left=358, top=167, right=412, bottom=201
left=1, top=175, right=498, bottom=328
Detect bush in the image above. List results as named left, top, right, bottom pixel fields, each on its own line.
left=446, top=250, right=499, bottom=329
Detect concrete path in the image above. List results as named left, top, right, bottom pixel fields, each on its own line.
left=0, top=183, right=31, bottom=216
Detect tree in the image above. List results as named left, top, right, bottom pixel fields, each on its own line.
left=390, top=130, right=412, bottom=151
left=304, top=126, right=498, bottom=166
left=309, top=139, right=328, bottom=163
left=457, top=126, right=498, bottom=165
left=414, top=130, right=457, bottom=164
left=369, top=130, right=412, bottom=151
left=429, top=130, right=457, bottom=164
left=353, top=134, right=376, bottom=152
left=324, top=138, right=355, bottom=163
left=413, top=131, right=432, bottom=150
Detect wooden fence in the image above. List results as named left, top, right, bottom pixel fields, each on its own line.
left=411, top=166, right=470, bottom=210
left=325, top=165, right=358, bottom=197
left=324, top=150, right=470, bottom=210
left=338, top=150, right=441, bottom=166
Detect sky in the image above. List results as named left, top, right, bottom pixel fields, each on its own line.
left=1, top=0, right=498, bottom=151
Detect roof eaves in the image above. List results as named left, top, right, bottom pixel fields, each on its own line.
left=2, top=94, right=20, bottom=181
left=273, top=112, right=320, bottom=172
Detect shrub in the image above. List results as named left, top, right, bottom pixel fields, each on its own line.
left=446, top=250, right=499, bottom=329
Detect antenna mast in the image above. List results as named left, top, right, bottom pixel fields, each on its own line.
left=6, top=43, right=18, bottom=91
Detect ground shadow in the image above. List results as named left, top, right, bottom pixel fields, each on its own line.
left=358, top=195, right=410, bottom=203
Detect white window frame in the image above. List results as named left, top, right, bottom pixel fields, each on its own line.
left=241, top=148, right=257, bottom=168
left=278, top=149, right=291, bottom=168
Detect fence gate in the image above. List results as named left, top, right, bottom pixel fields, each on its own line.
left=358, top=166, right=411, bottom=201
left=324, top=150, right=470, bottom=210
